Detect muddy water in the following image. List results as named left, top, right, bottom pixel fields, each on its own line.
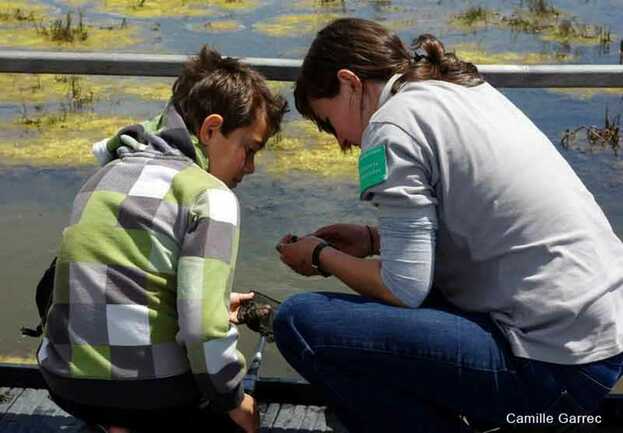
left=0, top=0, right=622, bottom=378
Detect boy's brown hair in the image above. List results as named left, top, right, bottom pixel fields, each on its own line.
left=172, top=46, right=287, bottom=142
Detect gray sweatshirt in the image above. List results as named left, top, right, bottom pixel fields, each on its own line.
left=361, top=76, right=623, bottom=365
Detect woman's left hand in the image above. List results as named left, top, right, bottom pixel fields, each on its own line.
left=277, top=235, right=324, bottom=276
left=229, top=292, right=255, bottom=324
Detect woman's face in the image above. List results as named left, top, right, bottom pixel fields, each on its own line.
left=309, top=70, right=366, bottom=149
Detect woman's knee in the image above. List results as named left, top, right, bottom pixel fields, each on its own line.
left=273, top=292, right=325, bottom=349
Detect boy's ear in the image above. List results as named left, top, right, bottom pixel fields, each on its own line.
left=198, top=114, right=224, bottom=145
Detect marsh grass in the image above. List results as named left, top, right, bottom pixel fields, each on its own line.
left=450, top=0, right=614, bottom=48
left=0, top=1, right=48, bottom=24
left=0, top=7, right=36, bottom=23
left=33, top=11, right=89, bottom=43
left=451, top=6, right=498, bottom=30
left=561, top=108, right=621, bottom=156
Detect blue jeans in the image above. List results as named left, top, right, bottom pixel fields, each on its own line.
left=273, top=291, right=623, bottom=433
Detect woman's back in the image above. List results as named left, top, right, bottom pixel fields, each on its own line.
left=366, top=78, right=623, bottom=364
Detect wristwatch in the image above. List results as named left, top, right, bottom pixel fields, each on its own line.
left=312, top=240, right=331, bottom=277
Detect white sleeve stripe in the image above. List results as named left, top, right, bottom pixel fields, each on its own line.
left=379, top=206, right=437, bottom=308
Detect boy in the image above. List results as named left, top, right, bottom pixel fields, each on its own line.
left=37, top=46, right=287, bottom=433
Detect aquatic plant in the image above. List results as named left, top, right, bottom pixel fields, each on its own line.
left=549, top=88, right=623, bottom=100
left=99, top=0, right=212, bottom=18
left=561, top=107, right=621, bottom=156
left=254, top=13, right=340, bottom=37
left=450, top=6, right=499, bottom=31
left=451, top=43, right=574, bottom=64
left=190, top=19, right=244, bottom=33
left=0, top=354, right=36, bottom=365
left=0, top=111, right=138, bottom=166
left=541, top=20, right=613, bottom=47
left=379, top=16, right=417, bottom=32
left=99, top=0, right=258, bottom=18
left=0, top=11, right=141, bottom=50
left=34, top=11, right=89, bottom=44
left=263, top=120, right=359, bottom=179
left=0, top=1, right=48, bottom=24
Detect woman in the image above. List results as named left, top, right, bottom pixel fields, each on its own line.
left=275, top=18, right=623, bottom=433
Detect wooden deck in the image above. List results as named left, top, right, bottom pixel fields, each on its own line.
left=0, top=387, right=348, bottom=433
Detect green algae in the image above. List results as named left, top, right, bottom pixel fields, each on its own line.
left=379, top=16, right=418, bottom=32
left=254, top=13, right=340, bottom=38
left=449, top=6, right=500, bottom=32
left=120, top=77, right=174, bottom=101
left=263, top=120, right=359, bottom=179
left=99, top=0, right=212, bottom=18
left=190, top=19, right=245, bottom=33
left=549, top=88, right=623, bottom=100
left=451, top=43, right=574, bottom=64
left=0, top=15, right=141, bottom=50
left=0, top=74, right=174, bottom=106
left=0, top=1, right=50, bottom=24
left=0, top=355, right=36, bottom=365
left=98, top=0, right=258, bottom=18
left=0, top=111, right=138, bottom=166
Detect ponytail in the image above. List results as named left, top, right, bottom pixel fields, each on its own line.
left=392, top=34, right=483, bottom=94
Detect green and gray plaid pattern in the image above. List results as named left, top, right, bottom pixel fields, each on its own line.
left=38, top=104, right=246, bottom=409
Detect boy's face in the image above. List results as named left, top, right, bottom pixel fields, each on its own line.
left=200, top=110, right=269, bottom=188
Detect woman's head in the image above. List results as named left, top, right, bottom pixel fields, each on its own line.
left=294, top=18, right=483, bottom=150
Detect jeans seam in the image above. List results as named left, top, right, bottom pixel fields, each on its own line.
left=576, top=367, right=615, bottom=392
left=313, top=343, right=514, bottom=373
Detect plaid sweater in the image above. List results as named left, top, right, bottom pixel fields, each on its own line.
left=37, top=103, right=246, bottom=411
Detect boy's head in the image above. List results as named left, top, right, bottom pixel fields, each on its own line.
left=171, top=46, right=287, bottom=188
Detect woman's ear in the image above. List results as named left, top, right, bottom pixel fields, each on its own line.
left=198, top=114, right=224, bottom=147
left=337, top=69, right=362, bottom=94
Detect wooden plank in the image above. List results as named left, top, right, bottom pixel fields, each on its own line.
left=25, top=391, right=86, bottom=433
left=0, top=50, right=622, bottom=87
left=260, top=402, right=281, bottom=432
left=272, top=403, right=306, bottom=431
left=0, top=389, right=49, bottom=433
left=298, top=405, right=326, bottom=432
left=0, top=389, right=24, bottom=421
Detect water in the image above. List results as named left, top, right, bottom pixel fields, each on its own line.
left=0, top=0, right=622, bottom=379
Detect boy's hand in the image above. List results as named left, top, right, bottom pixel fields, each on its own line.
left=228, top=393, right=259, bottom=433
left=229, top=292, right=255, bottom=324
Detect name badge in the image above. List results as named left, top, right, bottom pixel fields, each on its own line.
left=359, top=144, right=388, bottom=194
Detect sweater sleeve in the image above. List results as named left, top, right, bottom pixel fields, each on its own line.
left=176, top=187, right=246, bottom=412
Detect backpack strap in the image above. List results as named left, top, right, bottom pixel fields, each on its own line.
left=21, top=257, right=57, bottom=338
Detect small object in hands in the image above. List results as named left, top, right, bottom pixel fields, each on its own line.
left=236, top=291, right=281, bottom=342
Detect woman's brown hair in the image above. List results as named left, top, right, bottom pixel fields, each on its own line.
left=294, top=18, right=483, bottom=144
left=172, top=46, right=287, bottom=141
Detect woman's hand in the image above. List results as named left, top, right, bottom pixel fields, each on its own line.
left=229, top=292, right=255, bottom=324
left=313, top=224, right=375, bottom=258
left=228, top=393, right=259, bottom=433
left=276, top=235, right=323, bottom=276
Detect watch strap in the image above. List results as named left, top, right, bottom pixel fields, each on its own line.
left=312, top=241, right=331, bottom=277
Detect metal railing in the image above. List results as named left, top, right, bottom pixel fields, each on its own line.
left=1, top=50, right=623, bottom=87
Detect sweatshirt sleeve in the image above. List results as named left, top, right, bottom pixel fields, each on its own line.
left=176, top=186, right=246, bottom=412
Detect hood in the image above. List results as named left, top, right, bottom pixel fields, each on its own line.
left=91, top=102, right=208, bottom=170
